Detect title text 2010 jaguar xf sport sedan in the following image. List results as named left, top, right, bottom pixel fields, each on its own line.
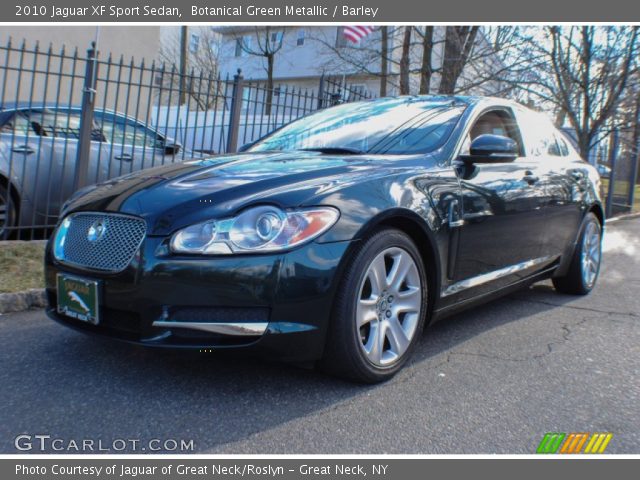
left=45, top=96, right=604, bottom=383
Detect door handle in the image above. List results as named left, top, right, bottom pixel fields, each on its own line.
left=115, top=154, right=133, bottom=161
left=523, top=171, right=539, bottom=184
left=12, top=145, right=35, bottom=155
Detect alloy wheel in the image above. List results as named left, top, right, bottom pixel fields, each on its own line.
left=356, top=247, right=423, bottom=367
left=581, top=220, right=601, bottom=288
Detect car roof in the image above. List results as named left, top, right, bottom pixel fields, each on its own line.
left=0, top=102, right=155, bottom=126
left=337, top=94, right=522, bottom=111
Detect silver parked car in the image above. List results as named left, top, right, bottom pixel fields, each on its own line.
left=0, top=104, right=185, bottom=238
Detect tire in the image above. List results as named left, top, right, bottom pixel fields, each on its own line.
left=321, top=228, right=428, bottom=383
left=552, top=212, right=602, bottom=295
left=0, top=183, right=17, bottom=240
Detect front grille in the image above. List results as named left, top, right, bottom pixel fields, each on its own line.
left=54, top=212, right=146, bottom=272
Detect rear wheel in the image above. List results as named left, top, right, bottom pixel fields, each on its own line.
left=322, top=229, right=428, bottom=383
left=552, top=212, right=602, bottom=295
left=0, top=183, right=17, bottom=240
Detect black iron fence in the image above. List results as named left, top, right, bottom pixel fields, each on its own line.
left=602, top=128, right=640, bottom=217
left=0, top=39, right=374, bottom=239
left=0, top=38, right=637, bottom=241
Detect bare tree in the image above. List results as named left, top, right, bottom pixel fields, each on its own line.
left=399, top=27, right=412, bottom=94
left=313, top=26, right=516, bottom=97
left=158, top=26, right=223, bottom=109
left=236, top=27, right=285, bottom=115
left=418, top=26, right=434, bottom=94
left=510, top=26, right=639, bottom=158
left=311, top=27, right=406, bottom=95
left=380, top=26, right=389, bottom=96
left=438, top=26, right=480, bottom=94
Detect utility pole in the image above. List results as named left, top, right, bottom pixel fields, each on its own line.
left=380, top=26, right=388, bottom=97
left=179, top=26, right=188, bottom=105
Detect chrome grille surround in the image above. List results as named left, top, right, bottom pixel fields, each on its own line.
left=53, top=212, right=146, bottom=272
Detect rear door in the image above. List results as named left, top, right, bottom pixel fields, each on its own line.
left=448, top=107, right=549, bottom=300
left=514, top=107, right=584, bottom=259
left=95, top=111, right=177, bottom=179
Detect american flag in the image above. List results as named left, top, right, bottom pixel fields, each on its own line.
left=343, top=26, right=375, bottom=44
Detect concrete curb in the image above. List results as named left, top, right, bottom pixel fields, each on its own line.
left=606, top=211, right=640, bottom=223
left=0, top=289, right=47, bottom=314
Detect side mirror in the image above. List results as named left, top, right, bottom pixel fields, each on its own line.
left=164, top=140, right=181, bottom=155
left=459, top=134, right=518, bottom=164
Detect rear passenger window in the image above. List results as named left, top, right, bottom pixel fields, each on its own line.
left=517, top=109, right=565, bottom=157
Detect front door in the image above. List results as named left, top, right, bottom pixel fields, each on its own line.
left=447, top=108, right=549, bottom=301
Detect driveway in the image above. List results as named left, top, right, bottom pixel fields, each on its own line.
left=0, top=217, right=638, bottom=454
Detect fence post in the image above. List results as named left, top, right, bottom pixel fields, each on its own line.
left=73, top=42, right=98, bottom=192
left=317, top=73, right=325, bottom=109
left=630, top=151, right=639, bottom=213
left=605, top=129, right=619, bottom=218
left=627, top=99, right=640, bottom=213
left=226, top=69, right=244, bottom=153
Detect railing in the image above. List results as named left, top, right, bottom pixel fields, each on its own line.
left=0, top=39, right=375, bottom=239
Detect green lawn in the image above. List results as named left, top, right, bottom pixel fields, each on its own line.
left=0, top=242, right=45, bottom=293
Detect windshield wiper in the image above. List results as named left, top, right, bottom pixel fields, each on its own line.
left=298, top=147, right=364, bottom=155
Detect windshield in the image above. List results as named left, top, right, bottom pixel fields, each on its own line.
left=249, top=97, right=467, bottom=155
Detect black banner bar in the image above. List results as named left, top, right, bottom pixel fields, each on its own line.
left=2, top=0, right=640, bottom=22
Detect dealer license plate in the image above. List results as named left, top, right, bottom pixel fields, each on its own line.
left=56, top=274, right=100, bottom=325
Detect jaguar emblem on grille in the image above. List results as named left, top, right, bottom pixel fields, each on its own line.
left=87, top=219, right=107, bottom=243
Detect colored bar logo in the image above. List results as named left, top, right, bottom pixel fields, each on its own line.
left=537, top=432, right=613, bottom=454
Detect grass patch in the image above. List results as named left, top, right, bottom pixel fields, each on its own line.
left=601, top=178, right=640, bottom=213
left=0, top=241, right=45, bottom=293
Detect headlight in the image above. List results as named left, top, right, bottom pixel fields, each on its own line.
left=170, top=205, right=339, bottom=255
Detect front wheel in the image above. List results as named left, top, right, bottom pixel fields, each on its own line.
left=321, top=229, right=428, bottom=383
left=552, top=212, right=602, bottom=295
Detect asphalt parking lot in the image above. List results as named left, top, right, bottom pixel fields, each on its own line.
left=0, top=217, right=638, bottom=454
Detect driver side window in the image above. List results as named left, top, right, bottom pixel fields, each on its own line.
left=461, top=110, right=523, bottom=156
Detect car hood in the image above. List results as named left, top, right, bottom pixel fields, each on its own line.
left=64, top=150, right=435, bottom=236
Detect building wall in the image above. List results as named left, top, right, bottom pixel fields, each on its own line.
left=0, top=26, right=162, bottom=118
left=0, top=26, right=161, bottom=61
left=213, top=26, right=503, bottom=98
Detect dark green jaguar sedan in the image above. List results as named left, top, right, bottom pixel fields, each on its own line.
left=45, top=96, right=604, bottom=383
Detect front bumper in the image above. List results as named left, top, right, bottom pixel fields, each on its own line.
left=45, top=235, right=352, bottom=362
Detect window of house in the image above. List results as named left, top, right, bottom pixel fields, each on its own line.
left=297, top=29, right=305, bottom=46
left=208, top=39, right=220, bottom=56
left=270, top=31, right=284, bottom=45
left=189, top=34, right=200, bottom=53
left=235, top=36, right=251, bottom=57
